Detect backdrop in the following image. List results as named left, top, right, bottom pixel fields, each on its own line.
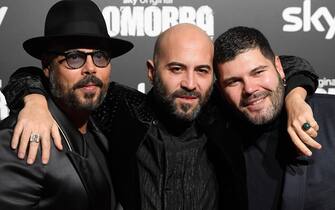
left=0, top=0, right=334, bottom=119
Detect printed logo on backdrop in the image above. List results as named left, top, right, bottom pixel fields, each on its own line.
left=282, top=0, right=335, bottom=39
left=316, top=77, right=335, bottom=95
left=0, top=6, right=8, bottom=27
left=102, top=0, right=214, bottom=38
left=102, top=0, right=214, bottom=93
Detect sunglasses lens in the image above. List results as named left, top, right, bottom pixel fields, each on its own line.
left=66, top=51, right=86, bottom=69
left=92, top=51, right=110, bottom=67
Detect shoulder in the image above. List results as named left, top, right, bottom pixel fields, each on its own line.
left=308, top=94, right=335, bottom=135
left=102, top=82, right=146, bottom=107
left=0, top=114, right=45, bottom=169
left=93, top=82, right=147, bottom=130
left=109, top=82, right=145, bottom=98
left=308, top=94, right=335, bottom=109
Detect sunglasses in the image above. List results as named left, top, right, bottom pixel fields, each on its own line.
left=48, top=50, right=111, bottom=69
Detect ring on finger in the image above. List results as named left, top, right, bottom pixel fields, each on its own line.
left=29, top=133, right=40, bottom=143
left=302, top=122, right=312, bottom=131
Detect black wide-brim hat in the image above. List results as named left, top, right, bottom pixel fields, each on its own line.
left=23, top=0, right=133, bottom=59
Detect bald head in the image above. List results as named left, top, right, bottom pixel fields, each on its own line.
left=153, top=23, right=213, bottom=65
left=147, top=23, right=214, bottom=121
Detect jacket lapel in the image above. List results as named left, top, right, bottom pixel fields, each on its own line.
left=47, top=97, right=112, bottom=209
left=198, top=91, right=248, bottom=209
left=89, top=119, right=114, bottom=190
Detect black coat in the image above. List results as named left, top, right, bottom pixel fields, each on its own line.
left=94, top=83, right=222, bottom=210
left=1, top=55, right=319, bottom=210
left=208, top=94, right=335, bottom=210
left=0, top=98, right=116, bottom=210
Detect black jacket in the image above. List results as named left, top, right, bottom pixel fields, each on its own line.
left=1, top=55, right=319, bottom=210
left=208, top=94, right=335, bottom=210
left=0, top=97, right=116, bottom=210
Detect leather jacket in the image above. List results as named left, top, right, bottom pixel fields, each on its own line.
left=0, top=97, right=116, bottom=210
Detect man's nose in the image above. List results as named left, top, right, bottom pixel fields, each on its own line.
left=82, top=55, right=97, bottom=75
left=243, top=78, right=258, bottom=95
left=180, top=71, right=196, bottom=91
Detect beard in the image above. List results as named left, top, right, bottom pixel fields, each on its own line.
left=49, top=73, right=108, bottom=111
left=152, top=73, right=213, bottom=122
left=239, top=75, right=285, bottom=125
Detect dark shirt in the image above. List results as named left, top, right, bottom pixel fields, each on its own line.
left=77, top=129, right=116, bottom=210
left=241, top=118, right=288, bottom=210
left=136, top=96, right=218, bottom=210
left=0, top=99, right=115, bottom=210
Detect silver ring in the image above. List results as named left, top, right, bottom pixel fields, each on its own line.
left=302, top=122, right=311, bottom=131
left=29, top=133, right=40, bottom=143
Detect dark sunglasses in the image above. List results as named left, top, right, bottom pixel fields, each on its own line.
left=48, top=50, right=111, bottom=69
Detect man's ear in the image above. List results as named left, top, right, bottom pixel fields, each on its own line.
left=146, top=59, right=155, bottom=84
left=43, top=67, right=50, bottom=78
left=275, top=56, right=285, bottom=80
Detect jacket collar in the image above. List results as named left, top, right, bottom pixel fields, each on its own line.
left=47, top=96, right=108, bottom=153
left=46, top=96, right=112, bottom=208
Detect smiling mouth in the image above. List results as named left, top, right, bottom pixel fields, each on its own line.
left=246, top=96, right=266, bottom=106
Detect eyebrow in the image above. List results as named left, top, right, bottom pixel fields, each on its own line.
left=250, top=65, right=268, bottom=73
left=196, top=65, right=212, bottom=70
left=222, top=65, right=268, bottom=86
left=166, top=62, right=211, bottom=70
left=166, top=61, right=186, bottom=68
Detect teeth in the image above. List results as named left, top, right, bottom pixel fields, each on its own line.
left=250, top=98, right=264, bottom=105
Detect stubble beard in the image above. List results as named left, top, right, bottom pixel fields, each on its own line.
left=49, top=73, right=107, bottom=112
left=153, top=73, right=212, bottom=122
left=240, top=75, right=285, bottom=125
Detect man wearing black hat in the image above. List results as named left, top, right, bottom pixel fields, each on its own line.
left=0, top=0, right=132, bottom=209
left=1, top=2, right=319, bottom=210
left=3, top=26, right=319, bottom=210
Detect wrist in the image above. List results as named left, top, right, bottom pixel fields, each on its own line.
left=285, top=87, right=307, bottom=103
left=24, top=94, right=48, bottom=108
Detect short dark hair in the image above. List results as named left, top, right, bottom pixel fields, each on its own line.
left=214, top=26, right=275, bottom=77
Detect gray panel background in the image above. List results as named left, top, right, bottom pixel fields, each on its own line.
left=0, top=0, right=334, bottom=94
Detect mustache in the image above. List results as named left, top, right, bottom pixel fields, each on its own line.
left=171, top=89, right=201, bottom=98
left=241, top=91, right=270, bottom=107
left=72, top=75, right=103, bottom=89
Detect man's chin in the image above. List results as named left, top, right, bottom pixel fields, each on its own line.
left=243, top=111, right=272, bottom=125
left=174, top=106, right=200, bottom=121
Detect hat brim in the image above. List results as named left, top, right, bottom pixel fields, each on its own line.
left=23, top=35, right=133, bottom=60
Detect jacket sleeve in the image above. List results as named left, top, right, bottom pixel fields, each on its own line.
left=0, top=115, right=45, bottom=209
left=2, top=66, right=48, bottom=112
left=280, top=55, right=319, bottom=96
left=1, top=66, right=144, bottom=134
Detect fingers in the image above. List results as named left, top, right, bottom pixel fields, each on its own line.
left=304, top=126, right=318, bottom=139
left=290, top=114, right=321, bottom=149
left=51, top=123, right=63, bottom=151
left=287, top=127, right=313, bottom=156
left=11, top=120, right=24, bottom=150
left=40, top=130, right=51, bottom=165
left=309, top=120, right=319, bottom=132
left=295, top=126, right=322, bottom=150
left=17, top=126, right=31, bottom=159
left=27, top=140, right=40, bottom=165
left=294, top=114, right=319, bottom=137
left=288, top=118, right=322, bottom=157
